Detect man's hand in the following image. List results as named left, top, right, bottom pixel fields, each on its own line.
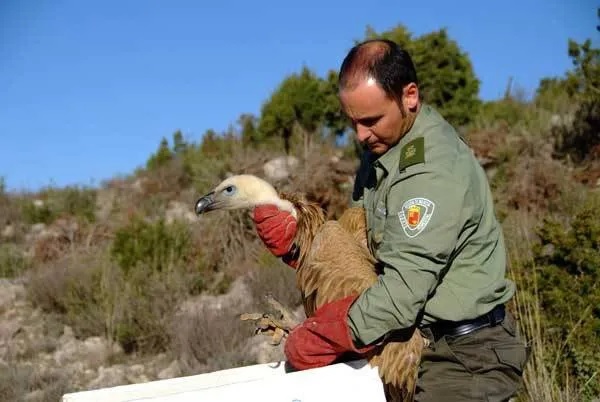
left=252, top=205, right=298, bottom=266
left=284, top=295, right=376, bottom=370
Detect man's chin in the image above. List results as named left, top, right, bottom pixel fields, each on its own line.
left=367, top=143, right=389, bottom=155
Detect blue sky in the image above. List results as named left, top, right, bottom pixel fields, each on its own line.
left=0, top=0, right=597, bottom=192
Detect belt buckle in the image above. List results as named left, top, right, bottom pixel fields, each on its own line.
left=452, top=323, right=478, bottom=337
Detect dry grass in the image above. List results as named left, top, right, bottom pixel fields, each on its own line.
left=503, top=135, right=577, bottom=211
left=0, top=362, right=69, bottom=402
left=25, top=241, right=207, bottom=354
left=245, top=251, right=303, bottom=311
left=26, top=247, right=113, bottom=338
left=169, top=302, right=255, bottom=376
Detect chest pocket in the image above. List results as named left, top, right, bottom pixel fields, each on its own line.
left=367, top=188, right=389, bottom=256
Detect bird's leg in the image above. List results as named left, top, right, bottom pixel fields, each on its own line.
left=264, top=294, right=298, bottom=327
left=239, top=294, right=300, bottom=345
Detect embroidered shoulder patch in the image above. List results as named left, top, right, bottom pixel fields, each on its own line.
left=398, top=197, right=435, bottom=238
left=399, top=137, right=425, bottom=171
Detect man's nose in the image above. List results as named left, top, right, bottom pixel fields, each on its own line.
left=355, top=125, right=370, bottom=142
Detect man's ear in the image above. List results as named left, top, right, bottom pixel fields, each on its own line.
left=403, top=83, right=419, bottom=112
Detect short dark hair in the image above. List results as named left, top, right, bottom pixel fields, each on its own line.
left=338, top=39, right=419, bottom=103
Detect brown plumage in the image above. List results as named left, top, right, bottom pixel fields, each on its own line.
left=195, top=174, right=427, bottom=402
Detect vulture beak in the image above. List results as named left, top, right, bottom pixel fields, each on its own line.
left=194, top=191, right=215, bottom=215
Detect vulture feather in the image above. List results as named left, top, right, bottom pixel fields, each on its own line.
left=195, top=174, right=427, bottom=402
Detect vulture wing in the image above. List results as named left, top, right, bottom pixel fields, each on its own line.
left=296, top=207, right=426, bottom=402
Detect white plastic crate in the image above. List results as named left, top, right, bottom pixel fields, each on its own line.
left=61, top=359, right=386, bottom=402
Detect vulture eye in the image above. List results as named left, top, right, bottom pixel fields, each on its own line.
left=223, top=185, right=237, bottom=196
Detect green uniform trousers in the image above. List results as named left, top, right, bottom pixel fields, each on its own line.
left=415, top=310, right=530, bottom=402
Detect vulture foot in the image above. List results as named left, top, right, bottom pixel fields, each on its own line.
left=239, top=294, right=300, bottom=345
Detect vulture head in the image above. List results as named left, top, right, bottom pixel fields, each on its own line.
left=194, top=174, right=298, bottom=219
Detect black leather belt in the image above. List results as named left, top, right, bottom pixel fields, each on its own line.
left=428, top=304, right=506, bottom=341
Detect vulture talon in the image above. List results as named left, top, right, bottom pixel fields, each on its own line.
left=240, top=295, right=300, bottom=346
left=240, top=311, right=295, bottom=345
left=263, top=294, right=299, bottom=330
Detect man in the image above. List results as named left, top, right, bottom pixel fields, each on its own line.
left=251, top=39, right=529, bottom=401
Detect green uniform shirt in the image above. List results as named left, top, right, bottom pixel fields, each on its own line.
left=347, top=104, right=515, bottom=346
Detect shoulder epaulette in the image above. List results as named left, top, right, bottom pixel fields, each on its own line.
left=399, top=137, right=425, bottom=171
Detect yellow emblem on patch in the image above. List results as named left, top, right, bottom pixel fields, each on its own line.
left=404, top=144, right=416, bottom=159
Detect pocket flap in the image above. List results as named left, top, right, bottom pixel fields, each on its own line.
left=493, top=345, right=528, bottom=373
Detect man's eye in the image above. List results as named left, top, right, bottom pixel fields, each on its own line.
left=359, top=117, right=380, bottom=127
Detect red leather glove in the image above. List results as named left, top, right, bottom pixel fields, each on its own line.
left=284, top=294, right=376, bottom=371
left=252, top=205, right=298, bottom=267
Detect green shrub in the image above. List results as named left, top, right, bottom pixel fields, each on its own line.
left=107, top=216, right=215, bottom=352
left=57, top=186, right=97, bottom=222
left=21, top=200, right=54, bottom=225
left=474, top=98, right=529, bottom=129
left=146, top=137, right=174, bottom=171
left=20, top=186, right=97, bottom=225
left=553, top=97, right=600, bottom=163
left=532, top=193, right=600, bottom=398
left=538, top=36, right=600, bottom=164
left=0, top=244, right=29, bottom=278
left=110, top=216, right=192, bottom=276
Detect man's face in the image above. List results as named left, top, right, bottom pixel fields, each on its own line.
left=339, top=77, right=416, bottom=155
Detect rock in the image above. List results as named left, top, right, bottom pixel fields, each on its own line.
left=59, top=326, right=75, bottom=343
left=158, top=360, right=182, bottom=380
left=0, top=279, right=26, bottom=359
left=25, top=223, right=58, bottom=245
left=1, top=224, right=15, bottom=239
left=128, top=364, right=146, bottom=378
left=83, top=337, right=123, bottom=367
left=132, top=178, right=146, bottom=193
left=23, top=390, right=44, bottom=402
left=550, top=114, right=562, bottom=127
left=0, top=278, right=25, bottom=308
left=53, top=217, right=79, bottom=242
left=263, top=156, right=299, bottom=182
left=95, top=188, right=117, bottom=221
left=549, top=113, right=575, bottom=129
left=30, top=223, right=46, bottom=235
left=178, top=276, right=252, bottom=316
left=86, top=365, right=128, bottom=390
left=54, top=329, right=122, bottom=368
left=125, top=364, right=150, bottom=384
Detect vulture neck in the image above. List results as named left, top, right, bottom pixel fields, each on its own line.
left=279, top=191, right=326, bottom=269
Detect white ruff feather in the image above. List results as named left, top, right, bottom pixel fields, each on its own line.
left=219, top=174, right=298, bottom=219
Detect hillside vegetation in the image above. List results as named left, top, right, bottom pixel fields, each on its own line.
left=0, top=20, right=599, bottom=402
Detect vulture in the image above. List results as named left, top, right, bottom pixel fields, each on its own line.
left=194, top=174, right=428, bottom=402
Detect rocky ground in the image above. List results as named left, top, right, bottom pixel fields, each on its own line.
left=0, top=276, right=291, bottom=401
